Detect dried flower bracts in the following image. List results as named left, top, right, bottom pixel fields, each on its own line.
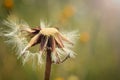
left=1, top=15, right=78, bottom=66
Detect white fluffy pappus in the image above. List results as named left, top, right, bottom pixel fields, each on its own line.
left=1, top=15, right=78, bottom=67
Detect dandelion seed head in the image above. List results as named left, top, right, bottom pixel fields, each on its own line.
left=1, top=15, right=78, bottom=67
left=40, top=28, right=59, bottom=36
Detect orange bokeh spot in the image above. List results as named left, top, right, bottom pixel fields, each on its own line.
left=62, top=5, right=75, bottom=18
left=59, top=5, right=75, bottom=24
left=4, top=0, right=14, bottom=9
left=80, top=32, right=90, bottom=43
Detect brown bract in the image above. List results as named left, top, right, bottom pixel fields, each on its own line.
left=21, top=27, right=73, bottom=63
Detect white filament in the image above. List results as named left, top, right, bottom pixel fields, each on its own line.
left=1, top=15, right=43, bottom=66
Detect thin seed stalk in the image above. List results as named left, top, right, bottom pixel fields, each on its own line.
left=44, top=49, right=52, bottom=80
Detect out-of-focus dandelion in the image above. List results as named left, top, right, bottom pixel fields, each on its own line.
left=80, top=32, right=90, bottom=43
left=3, top=0, right=14, bottom=14
left=59, top=5, right=75, bottom=24
left=55, top=77, right=64, bottom=80
left=1, top=15, right=78, bottom=80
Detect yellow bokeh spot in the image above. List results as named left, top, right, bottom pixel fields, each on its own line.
left=59, top=5, right=75, bottom=24
left=80, top=32, right=90, bottom=43
left=4, top=0, right=14, bottom=9
left=67, top=75, right=79, bottom=80
left=55, top=77, right=64, bottom=80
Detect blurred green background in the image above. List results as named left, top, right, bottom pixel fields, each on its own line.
left=0, top=0, right=120, bottom=80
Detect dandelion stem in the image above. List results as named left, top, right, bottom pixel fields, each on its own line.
left=44, top=49, right=52, bottom=80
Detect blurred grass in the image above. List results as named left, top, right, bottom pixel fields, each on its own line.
left=0, top=0, right=120, bottom=80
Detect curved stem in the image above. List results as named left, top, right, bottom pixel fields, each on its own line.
left=44, top=49, right=52, bottom=80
